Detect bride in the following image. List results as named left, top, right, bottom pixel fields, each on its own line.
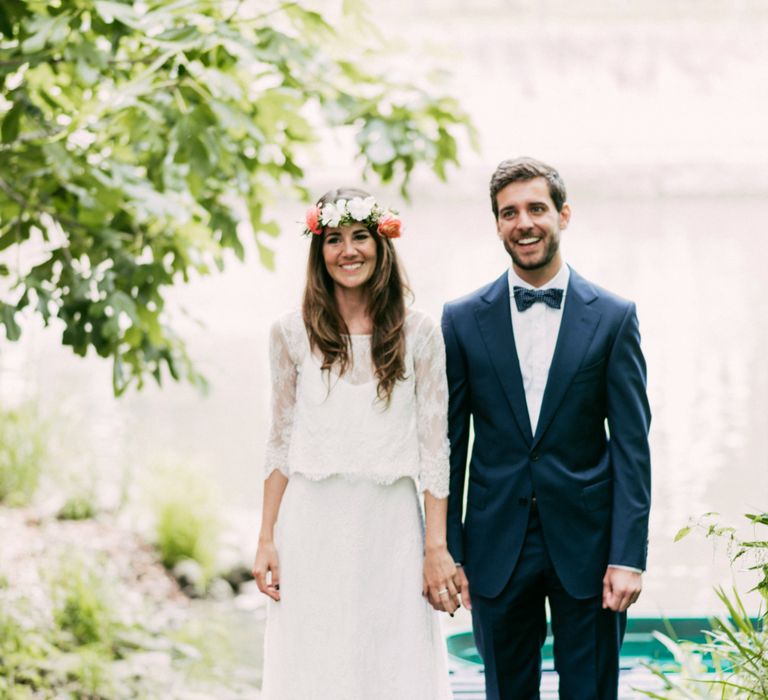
left=252, top=187, right=461, bottom=699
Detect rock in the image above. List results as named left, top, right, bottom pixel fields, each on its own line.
left=207, top=577, right=235, bottom=601
left=221, top=564, right=253, bottom=593
left=172, top=559, right=206, bottom=598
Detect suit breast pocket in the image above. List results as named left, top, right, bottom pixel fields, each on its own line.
left=571, top=358, right=606, bottom=385
left=582, top=478, right=612, bottom=511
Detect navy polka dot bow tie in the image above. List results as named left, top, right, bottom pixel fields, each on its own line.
left=513, top=286, right=564, bottom=312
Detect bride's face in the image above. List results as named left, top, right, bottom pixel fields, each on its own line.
left=322, top=223, right=378, bottom=290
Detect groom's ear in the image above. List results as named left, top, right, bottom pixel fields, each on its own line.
left=559, top=203, right=572, bottom=230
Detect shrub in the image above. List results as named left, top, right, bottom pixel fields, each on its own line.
left=0, top=552, right=225, bottom=698
left=642, top=512, right=767, bottom=698
left=52, top=558, right=116, bottom=648
left=151, top=466, right=221, bottom=579
left=0, top=403, right=47, bottom=505
left=57, top=494, right=97, bottom=521
left=0, top=599, right=60, bottom=694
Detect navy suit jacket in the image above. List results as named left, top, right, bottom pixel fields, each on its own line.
left=442, top=267, right=651, bottom=600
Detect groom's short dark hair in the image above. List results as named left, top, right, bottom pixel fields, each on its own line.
left=490, top=157, right=567, bottom=217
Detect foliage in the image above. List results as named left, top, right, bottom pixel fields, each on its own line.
left=57, top=493, right=97, bottom=520
left=0, top=569, right=114, bottom=697
left=0, top=0, right=474, bottom=394
left=52, top=557, right=117, bottom=647
left=641, top=512, right=767, bottom=699
left=0, top=602, right=53, bottom=694
left=0, top=554, right=172, bottom=697
left=151, top=466, right=220, bottom=577
left=0, top=401, right=47, bottom=505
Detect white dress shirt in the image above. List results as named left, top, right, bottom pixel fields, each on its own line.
left=508, top=263, right=570, bottom=435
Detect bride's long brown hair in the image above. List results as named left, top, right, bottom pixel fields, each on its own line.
left=302, top=187, right=410, bottom=403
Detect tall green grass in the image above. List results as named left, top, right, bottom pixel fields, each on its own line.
left=0, top=403, right=47, bottom=505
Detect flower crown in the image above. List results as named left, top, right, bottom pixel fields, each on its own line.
left=304, top=196, right=402, bottom=238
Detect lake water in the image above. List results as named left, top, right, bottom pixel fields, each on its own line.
left=2, top=3, right=767, bottom=631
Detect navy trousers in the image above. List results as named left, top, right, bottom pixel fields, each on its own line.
left=470, top=506, right=626, bottom=700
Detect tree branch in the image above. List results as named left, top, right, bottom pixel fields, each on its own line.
left=0, top=177, right=28, bottom=208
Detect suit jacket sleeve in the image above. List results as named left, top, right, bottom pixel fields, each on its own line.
left=606, top=302, right=652, bottom=570
left=441, top=304, right=471, bottom=563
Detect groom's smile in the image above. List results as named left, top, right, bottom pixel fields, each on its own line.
left=495, top=176, right=571, bottom=285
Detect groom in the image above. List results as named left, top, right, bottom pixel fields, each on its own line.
left=442, top=157, right=651, bottom=700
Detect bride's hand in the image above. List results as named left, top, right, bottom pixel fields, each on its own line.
left=253, top=539, right=281, bottom=601
left=422, top=545, right=461, bottom=615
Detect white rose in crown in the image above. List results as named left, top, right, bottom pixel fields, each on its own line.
left=320, top=202, right=343, bottom=227
left=347, top=196, right=376, bottom=221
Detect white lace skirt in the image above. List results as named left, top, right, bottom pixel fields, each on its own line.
left=260, top=474, right=451, bottom=700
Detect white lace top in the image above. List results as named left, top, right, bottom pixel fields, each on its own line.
left=263, top=309, right=450, bottom=498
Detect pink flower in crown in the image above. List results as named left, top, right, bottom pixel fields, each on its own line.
left=305, top=205, right=322, bottom=235
left=377, top=213, right=402, bottom=238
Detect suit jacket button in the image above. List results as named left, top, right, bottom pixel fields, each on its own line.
left=531, top=451, right=540, bottom=461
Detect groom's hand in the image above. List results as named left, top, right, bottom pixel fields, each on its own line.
left=602, top=567, right=642, bottom=612
left=455, top=565, right=472, bottom=611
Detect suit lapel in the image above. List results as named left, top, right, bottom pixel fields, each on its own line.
left=532, top=268, right=601, bottom=447
left=474, top=273, right=533, bottom=444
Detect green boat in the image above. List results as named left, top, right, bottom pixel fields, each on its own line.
left=447, top=616, right=744, bottom=668
left=445, top=617, right=757, bottom=699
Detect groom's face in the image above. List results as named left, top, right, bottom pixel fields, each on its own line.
left=495, top=177, right=571, bottom=278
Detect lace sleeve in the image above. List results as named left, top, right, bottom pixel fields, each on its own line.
left=413, top=315, right=451, bottom=498
left=263, top=318, right=298, bottom=479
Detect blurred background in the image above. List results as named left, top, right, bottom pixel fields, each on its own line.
left=2, top=0, right=767, bottom=696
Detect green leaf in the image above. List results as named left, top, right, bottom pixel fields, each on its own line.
left=745, top=512, right=768, bottom=527
left=1, top=101, right=23, bottom=144
left=1, top=303, right=21, bottom=341
left=112, top=353, right=128, bottom=396
left=282, top=4, right=335, bottom=40
left=673, top=526, right=691, bottom=542
left=94, top=1, right=140, bottom=28
left=0, top=3, right=14, bottom=39
left=256, top=240, right=275, bottom=271
left=259, top=221, right=280, bottom=238
left=0, top=228, right=20, bottom=251
left=20, top=13, right=70, bottom=53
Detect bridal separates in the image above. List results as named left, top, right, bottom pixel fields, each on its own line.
left=261, top=474, right=451, bottom=700
left=260, top=310, right=452, bottom=700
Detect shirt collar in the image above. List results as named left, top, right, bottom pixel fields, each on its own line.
left=508, top=262, right=570, bottom=294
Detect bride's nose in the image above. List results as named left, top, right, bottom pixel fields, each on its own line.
left=341, top=238, right=358, bottom=257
